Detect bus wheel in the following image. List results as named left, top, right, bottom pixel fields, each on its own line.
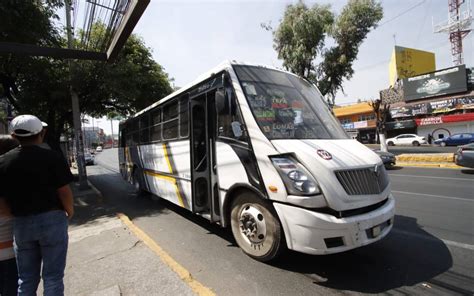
left=132, top=169, right=145, bottom=196
left=230, top=193, right=284, bottom=262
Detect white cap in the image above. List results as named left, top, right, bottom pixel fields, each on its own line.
left=10, top=115, right=43, bottom=137
left=41, top=121, right=48, bottom=128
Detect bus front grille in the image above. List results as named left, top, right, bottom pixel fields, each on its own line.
left=335, top=165, right=389, bottom=195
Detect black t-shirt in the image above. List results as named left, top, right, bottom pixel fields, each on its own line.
left=0, top=145, right=73, bottom=216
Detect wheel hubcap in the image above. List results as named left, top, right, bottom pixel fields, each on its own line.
left=239, top=205, right=266, bottom=245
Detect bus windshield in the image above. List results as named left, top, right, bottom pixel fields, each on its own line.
left=234, top=65, right=348, bottom=140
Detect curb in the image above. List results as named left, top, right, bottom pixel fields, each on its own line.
left=396, top=162, right=463, bottom=169
left=396, top=153, right=454, bottom=163
left=117, top=213, right=216, bottom=296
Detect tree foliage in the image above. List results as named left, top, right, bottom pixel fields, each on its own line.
left=272, top=0, right=383, bottom=105
left=0, top=3, right=173, bottom=149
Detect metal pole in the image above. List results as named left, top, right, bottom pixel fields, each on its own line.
left=65, top=0, right=88, bottom=190
left=110, top=118, right=114, bottom=148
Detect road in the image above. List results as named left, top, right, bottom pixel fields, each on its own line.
left=88, top=148, right=474, bottom=295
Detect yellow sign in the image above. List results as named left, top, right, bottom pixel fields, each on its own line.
left=389, top=46, right=436, bottom=86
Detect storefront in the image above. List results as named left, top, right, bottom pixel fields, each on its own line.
left=342, top=120, right=377, bottom=143
left=415, top=113, right=474, bottom=140
left=385, top=119, right=417, bottom=138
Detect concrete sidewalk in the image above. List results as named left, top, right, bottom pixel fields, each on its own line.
left=53, top=172, right=199, bottom=296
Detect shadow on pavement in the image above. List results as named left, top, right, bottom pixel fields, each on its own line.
left=269, top=215, right=459, bottom=294
left=386, top=166, right=403, bottom=171
left=69, top=170, right=170, bottom=227
left=460, top=169, right=474, bottom=175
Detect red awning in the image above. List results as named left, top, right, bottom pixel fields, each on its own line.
left=416, top=113, right=474, bottom=126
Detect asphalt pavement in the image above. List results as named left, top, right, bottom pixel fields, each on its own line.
left=87, top=148, right=473, bottom=295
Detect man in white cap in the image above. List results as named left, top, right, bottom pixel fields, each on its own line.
left=0, top=114, right=74, bottom=295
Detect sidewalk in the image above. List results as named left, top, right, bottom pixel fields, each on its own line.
left=54, top=170, right=198, bottom=296
left=365, top=144, right=463, bottom=168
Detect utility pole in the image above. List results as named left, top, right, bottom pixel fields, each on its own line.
left=433, top=0, right=472, bottom=65
left=110, top=118, right=114, bottom=148
left=65, top=0, right=88, bottom=189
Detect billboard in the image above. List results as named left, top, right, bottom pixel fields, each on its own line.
left=389, top=46, right=436, bottom=87
left=403, top=65, right=468, bottom=101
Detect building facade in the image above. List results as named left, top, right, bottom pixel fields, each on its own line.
left=333, top=102, right=377, bottom=143
left=381, top=64, right=474, bottom=141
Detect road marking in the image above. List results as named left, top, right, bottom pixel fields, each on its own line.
left=388, top=173, right=474, bottom=182
left=393, top=229, right=474, bottom=251
left=117, top=213, right=215, bottom=296
left=392, top=190, right=473, bottom=202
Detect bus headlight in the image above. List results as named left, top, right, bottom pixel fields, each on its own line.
left=271, top=157, right=321, bottom=196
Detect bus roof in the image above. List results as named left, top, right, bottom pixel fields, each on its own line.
left=121, top=60, right=296, bottom=124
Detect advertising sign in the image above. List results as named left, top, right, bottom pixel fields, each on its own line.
left=415, top=113, right=474, bottom=126
left=353, top=121, right=368, bottom=129
left=385, top=120, right=416, bottom=130
left=390, top=106, right=413, bottom=118
left=389, top=46, right=436, bottom=87
left=342, top=123, right=354, bottom=130
left=411, top=103, right=430, bottom=115
left=456, top=97, right=474, bottom=109
left=403, top=65, right=468, bottom=101
left=430, top=99, right=456, bottom=114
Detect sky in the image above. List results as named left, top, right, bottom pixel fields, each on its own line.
left=84, top=0, right=474, bottom=134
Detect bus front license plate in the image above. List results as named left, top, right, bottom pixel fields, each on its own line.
left=372, top=225, right=381, bottom=237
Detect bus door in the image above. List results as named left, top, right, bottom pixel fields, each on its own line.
left=190, top=88, right=221, bottom=222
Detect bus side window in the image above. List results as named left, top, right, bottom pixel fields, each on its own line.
left=139, top=114, right=150, bottom=144
left=216, top=88, right=246, bottom=141
left=151, top=108, right=162, bottom=142
left=163, top=101, right=179, bottom=140
left=179, top=97, right=189, bottom=138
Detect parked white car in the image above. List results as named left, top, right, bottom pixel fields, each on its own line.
left=386, top=134, right=427, bottom=146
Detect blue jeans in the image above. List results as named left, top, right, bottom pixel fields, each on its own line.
left=13, top=210, right=68, bottom=296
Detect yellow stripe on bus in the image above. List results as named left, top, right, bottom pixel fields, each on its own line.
left=145, top=170, right=185, bottom=208
left=162, top=143, right=174, bottom=174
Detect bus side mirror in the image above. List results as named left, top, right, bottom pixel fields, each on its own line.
left=215, top=88, right=226, bottom=113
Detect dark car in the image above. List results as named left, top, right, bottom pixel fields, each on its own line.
left=373, top=149, right=396, bottom=169
left=84, top=152, right=95, bottom=165
left=454, top=143, right=474, bottom=168
left=434, top=133, right=474, bottom=147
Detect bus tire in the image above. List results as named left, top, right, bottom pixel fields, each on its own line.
left=132, top=169, right=145, bottom=197
left=230, top=193, right=285, bottom=262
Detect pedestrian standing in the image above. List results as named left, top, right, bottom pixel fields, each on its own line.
left=0, top=135, right=20, bottom=296
left=0, top=115, right=74, bottom=296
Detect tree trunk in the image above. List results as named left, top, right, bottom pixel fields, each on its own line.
left=379, top=132, right=388, bottom=152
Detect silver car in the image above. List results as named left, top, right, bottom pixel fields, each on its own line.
left=454, top=143, right=474, bottom=168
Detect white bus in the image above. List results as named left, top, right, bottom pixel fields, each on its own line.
left=119, top=61, right=395, bottom=262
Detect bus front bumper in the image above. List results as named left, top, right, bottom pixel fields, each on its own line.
left=273, top=195, right=395, bottom=255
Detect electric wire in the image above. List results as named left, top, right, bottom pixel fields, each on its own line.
left=379, top=0, right=426, bottom=27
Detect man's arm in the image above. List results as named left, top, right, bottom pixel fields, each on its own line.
left=57, top=185, right=74, bottom=219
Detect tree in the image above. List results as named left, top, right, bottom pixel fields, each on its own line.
left=369, top=99, right=390, bottom=152
left=272, top=0, right=383, bottom=106
left=73, top=30, right=173, bottom=117
left=0, top=4, right=173, bottom=150
left=0, top=1, right=63, bottom=103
